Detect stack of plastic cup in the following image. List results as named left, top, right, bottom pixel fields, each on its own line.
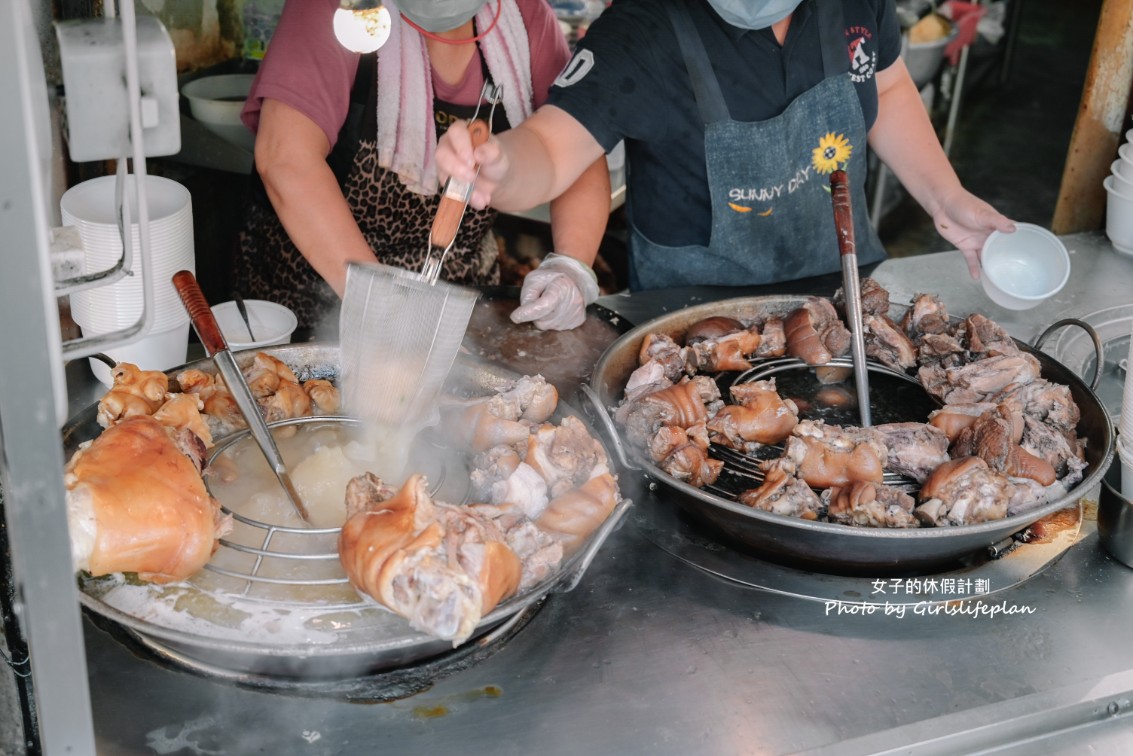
left=1106, top=128, right=1133, bottom=256
left=62, top=175, right=195, bottom=386
left=1119, top=319, right=1133, bottom=497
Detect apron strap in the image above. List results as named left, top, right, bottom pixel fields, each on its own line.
left=666, top=2, right=730, bottom=124
left=816, top=0, right=849, bottom=77
left=668, top=0, right=848, bottom=124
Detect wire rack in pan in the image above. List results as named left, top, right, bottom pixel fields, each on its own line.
left=200, top=416, right=461, bottom=607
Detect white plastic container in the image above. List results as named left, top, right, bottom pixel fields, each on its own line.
left=211, top=300, right=297, bottom=351
left=62, top=174, right=195, bottom=331
left=1121, top=142, right=1133, bottom=167
left=1112, top=158, right=1133, bottom=192
left=904, top=19, right=958, bottom=89
left=1105, top=175, right=1133, bottom=257
left=181, top=74, right=256, bottom=152
left=979, top=223, right=1070, bottom=310
left=85, top=320, right=191, bottom=387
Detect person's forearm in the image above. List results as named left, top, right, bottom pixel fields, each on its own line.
left=260, top=157, right=376, bottom=297
left=548, top=156, right=611, bottom=267
left=868, top=62, right=1014, bottom=277
left=867, top=63, right=963, bottom=216
left=488, top=125, right=567, bottom=211
left=485, top=107, right=607, bottom=213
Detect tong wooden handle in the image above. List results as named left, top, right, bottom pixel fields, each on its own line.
left=830, top=169, right=855, bottom=257
left=430, top=120, right=493, bottom=250
left=172, top=270, right=228, bottom=357
left=467, top=119, right=491, bottom=148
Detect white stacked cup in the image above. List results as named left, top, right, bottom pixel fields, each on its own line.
left=1106, top=127, right=1133, bottom=256
left=62, top=175, right=195, bottom=386
left=1119, top=319, right=1133, bottom=497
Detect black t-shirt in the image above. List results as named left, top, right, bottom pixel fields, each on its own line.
left=547, top=0, right=901, bottom=247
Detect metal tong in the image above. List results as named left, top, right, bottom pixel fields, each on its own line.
left=172, top=270, right=313, bottom=525
left=829, top=169, right=872, bottom=427
left=420, top=82, right=503, bottom=284
left=233, top=291, right=255, bottom=342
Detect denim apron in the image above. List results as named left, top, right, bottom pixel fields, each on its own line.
left=628, top=0, right=886, bottom=289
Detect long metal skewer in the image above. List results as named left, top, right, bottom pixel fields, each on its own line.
left=173, top=270, right=313, bottom=525
left=830, top=169, right=872, bottom=427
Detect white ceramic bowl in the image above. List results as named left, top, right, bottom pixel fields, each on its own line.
left=1105, top=175, right=1133, bottom=257
left=905, top=24, right=959, bottom=89
left=181, top=74, right=256, bottom=152
left=980, top=223, right=1070, bottom=310
left=211, top=300, right=297, bottom=351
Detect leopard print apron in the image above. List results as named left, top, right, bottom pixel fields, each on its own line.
left=234, top=52, right=504, bottom=331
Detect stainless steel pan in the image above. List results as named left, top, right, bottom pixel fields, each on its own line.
left=63, top=343, right=630, bottom=680
left=585, top=295, right=1113, bottom=574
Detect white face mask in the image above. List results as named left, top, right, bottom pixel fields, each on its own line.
left=706, top=0, right=804, bottom=30
left=395, top=0, right=488, bottom=33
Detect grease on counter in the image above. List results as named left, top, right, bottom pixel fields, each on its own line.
left=413, top=705, right=448, bottom=719
left=412, top=685, right=504, bottom=720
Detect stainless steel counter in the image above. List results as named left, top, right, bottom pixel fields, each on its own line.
left=79, top=232, right=1133, bottom=755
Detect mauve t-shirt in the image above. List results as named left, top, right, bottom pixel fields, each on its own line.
left=241, top=0, right=570, bottom=148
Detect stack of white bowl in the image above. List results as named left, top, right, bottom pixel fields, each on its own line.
left=62, top=174, right=195, bottom=386
left=1104, top=127, right=1133, bottom=256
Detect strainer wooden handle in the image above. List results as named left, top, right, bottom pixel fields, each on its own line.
left=830, top=169, right=855, bottom=257
left=828, top=168, right=871, bottom=426
left=173, top=270, right=313, bottom=524
left=172, top=270, right=228, bottom=357
left=430, top=120, right=493, bottom=251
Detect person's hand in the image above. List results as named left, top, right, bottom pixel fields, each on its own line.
left=510, top=253, right=600, bottom=331
left=435, top=119, right=508, bottom=210
left=930, top=188, right=1016, bottom=280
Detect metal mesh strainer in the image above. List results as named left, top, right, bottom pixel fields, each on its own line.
left=339, top=262, right=478, bottom=426
left=338, top=84, right=500, bottom=427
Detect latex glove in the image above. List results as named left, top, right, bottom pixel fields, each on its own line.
left=510, top=253, right=600, bottom=331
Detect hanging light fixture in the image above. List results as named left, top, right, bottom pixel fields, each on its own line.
left=334, top=1, right=392, bottom=53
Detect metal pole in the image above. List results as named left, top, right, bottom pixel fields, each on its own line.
left=830, top=170, right=872, bottom=427
left=0, top=0, right=97, bottom=752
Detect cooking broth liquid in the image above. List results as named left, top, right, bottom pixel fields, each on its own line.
left=203, top=420, right=458, bottom=605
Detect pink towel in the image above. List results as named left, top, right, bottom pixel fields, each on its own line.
left=377, top=1, right=532, bottom=196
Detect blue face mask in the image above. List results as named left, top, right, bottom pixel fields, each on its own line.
left=706, top=0, right=805, bottom=30
left=395, top=0, right=487, bottom=33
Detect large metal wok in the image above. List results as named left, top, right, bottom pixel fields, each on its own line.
left=62, top=343, right=630, bottom=680
left=585, top=294, right=1114, bottom=574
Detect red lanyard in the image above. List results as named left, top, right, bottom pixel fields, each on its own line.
left=400, top=0, right=502, bottom=44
